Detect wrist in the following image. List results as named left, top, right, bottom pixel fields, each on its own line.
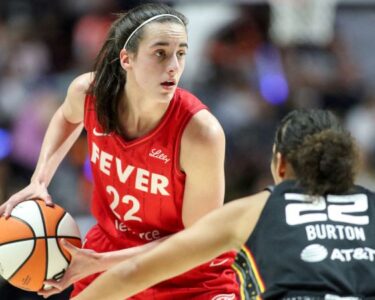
left=31, top=170, right=50, bottom=186
left=31, top=159, right=52, bottom=184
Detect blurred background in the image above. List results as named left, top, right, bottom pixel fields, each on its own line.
left=1, top=0, right=375, bottom=298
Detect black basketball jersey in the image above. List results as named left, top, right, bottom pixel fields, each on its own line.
left=233, top=180, right=375, bottom=300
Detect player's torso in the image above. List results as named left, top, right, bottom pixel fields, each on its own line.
left=235, top=180, right=375, bottom=299
left=84, top=88, right=206, bottom=246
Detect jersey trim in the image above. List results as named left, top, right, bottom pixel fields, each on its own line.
left=232, top=263, right=246, bottom=300
left=234, top=245, right=266, bottom=300
left=263, top=185, right=275, bottom=193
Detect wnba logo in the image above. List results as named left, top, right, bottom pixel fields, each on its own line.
left=212, top=293, right=236, bottom=300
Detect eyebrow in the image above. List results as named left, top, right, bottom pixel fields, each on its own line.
left=150, top=41, right=188, bottom=48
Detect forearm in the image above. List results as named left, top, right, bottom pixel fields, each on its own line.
left=31, top=107, right=83, bottom=185
left=97, top=236, right=169, bottom=272
left=73, top=234, right=234, bottom=300
left=73, top=206, right=244, bottom=300
left=72, top=261, right=139, bottom=300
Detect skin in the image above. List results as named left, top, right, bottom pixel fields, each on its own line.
left=69, top=147, right=293, bottom=300
left=0, top=21, right=227, bottom=297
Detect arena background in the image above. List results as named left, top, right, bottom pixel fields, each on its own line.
left=1, top=0, right=375, bottom=298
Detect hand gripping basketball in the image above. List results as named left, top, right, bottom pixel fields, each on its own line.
left=0, top=200, right=81, bottom=292
left=38, top=239, right=102, bottom=298
left=0, top=181, right=54, bottom=218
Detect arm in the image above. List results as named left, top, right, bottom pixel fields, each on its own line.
left=72, top=192, right=269, bottom=300
left=38, top=236, right=169, bottom=297
left=180, top=110, right=226, bottom=227
left=0, top=73, right=92, bottom=217
left=89, top=236, right=169, bottom=270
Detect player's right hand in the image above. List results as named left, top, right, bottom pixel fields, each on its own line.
left=0, top=182, right=54, bottom=219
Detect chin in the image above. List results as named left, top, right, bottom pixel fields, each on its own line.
left=157, top=92, right=174, bottom=103
left=160, top=87, right=177, bottom=96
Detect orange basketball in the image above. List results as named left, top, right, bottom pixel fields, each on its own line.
left=0, top=199, right=82, bottom=292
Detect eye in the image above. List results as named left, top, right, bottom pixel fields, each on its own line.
left=155, top=50, right=166, bottom=58
left=177, top=51, right=186, bottom=58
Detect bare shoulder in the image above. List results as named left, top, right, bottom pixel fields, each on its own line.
left=62, top=72, right=94, bottom=124
left=183, top=110, right=225, bottom=146
left=68, top=72, right=94, bottom=95
left=226, top=191, right=270, bottom=247
left=180, top=110, right=225, bottom=173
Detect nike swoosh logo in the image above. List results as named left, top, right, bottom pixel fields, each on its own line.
left=209, top=258, right=229, bottom=267
left=93, top=128, right=110, bottom=136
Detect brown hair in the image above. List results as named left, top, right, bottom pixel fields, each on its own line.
left=88, top=3, right=187, bottom=133
left=274, top=109, right=359, bottom=195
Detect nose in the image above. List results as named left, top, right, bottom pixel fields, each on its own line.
left=167, top=55, right=179, bottom=74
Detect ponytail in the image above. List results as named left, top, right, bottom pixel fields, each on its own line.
left=275, top=109, right=359, bottom=195
left=90, top=26, right=125, bottom=133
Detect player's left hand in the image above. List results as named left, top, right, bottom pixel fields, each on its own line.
left=37, top=239, right=101, bottom=298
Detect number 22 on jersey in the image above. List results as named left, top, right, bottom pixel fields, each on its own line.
left=285, top=193, right=369, bottom=226
left=107, top=185, right=142, bottom=222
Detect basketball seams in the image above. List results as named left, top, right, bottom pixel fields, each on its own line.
left=0, top=237, right=36, bottom=247
left=35, top=201, right=49, bottom=284
left=0, top=200, right=82, bottom=291
left=56, top=212, right=71, bottom=264
left=1, top=216, right=37, bottom=242
left=0, top=235, right=81, bottom=247
left=7, top=240, right=37, bottom=282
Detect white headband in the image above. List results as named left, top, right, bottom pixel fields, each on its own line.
left=123, top=14, right=184, bottom=50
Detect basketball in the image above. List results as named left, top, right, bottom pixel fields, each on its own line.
left=0, top=199, right=82, bottom=292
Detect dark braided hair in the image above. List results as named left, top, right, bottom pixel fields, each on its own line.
left=274, top=109, right=359, bottom=196
left=87, top=3, right=187, bottom=133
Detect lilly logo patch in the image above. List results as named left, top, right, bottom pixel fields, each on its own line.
left=149, top=148, right=170, bottom=164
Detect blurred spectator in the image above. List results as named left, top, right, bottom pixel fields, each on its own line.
left=191, top=4, right=284, bottom=200
left=282, top=32, right=363, bottom=115
left=346, top=89, right=375, bottom=188
left=72, top=14, right=113, bottom=71
left=11, top=87, right=60, bottom=176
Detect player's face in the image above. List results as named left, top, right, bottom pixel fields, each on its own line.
left=127, top=22, right=188, bottom=100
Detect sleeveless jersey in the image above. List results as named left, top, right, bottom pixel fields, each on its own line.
left=84, top=87, right=206, bottom=246
left=79, top=87, right=239, bottom=299
left=234, top=180, right=375, bottom=300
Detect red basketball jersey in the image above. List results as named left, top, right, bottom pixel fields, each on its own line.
left=77, top=88, right=239, bottom=299
left=84, top=88, right=207, bottom=246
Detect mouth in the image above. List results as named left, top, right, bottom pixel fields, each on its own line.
left=161, top=80, right=176, bottom=88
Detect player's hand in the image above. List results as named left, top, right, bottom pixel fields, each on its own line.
left=37, top=239, right=101, bottom=298
left=0, top=182, right=53, bottom=218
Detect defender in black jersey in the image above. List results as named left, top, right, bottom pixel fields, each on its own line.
left=68, top=109, right=373, bottom=300
left=234, top=181, right=375, bottom=300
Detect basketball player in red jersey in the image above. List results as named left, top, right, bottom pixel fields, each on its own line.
left=0, top=3, right=239, bottom=300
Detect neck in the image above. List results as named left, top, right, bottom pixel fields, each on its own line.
left=118, top=82, right=171, bottom=139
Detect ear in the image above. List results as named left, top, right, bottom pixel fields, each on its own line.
left=275, top=152, right=287, bottom=179
left=119, top=48, right=132, bottom=71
